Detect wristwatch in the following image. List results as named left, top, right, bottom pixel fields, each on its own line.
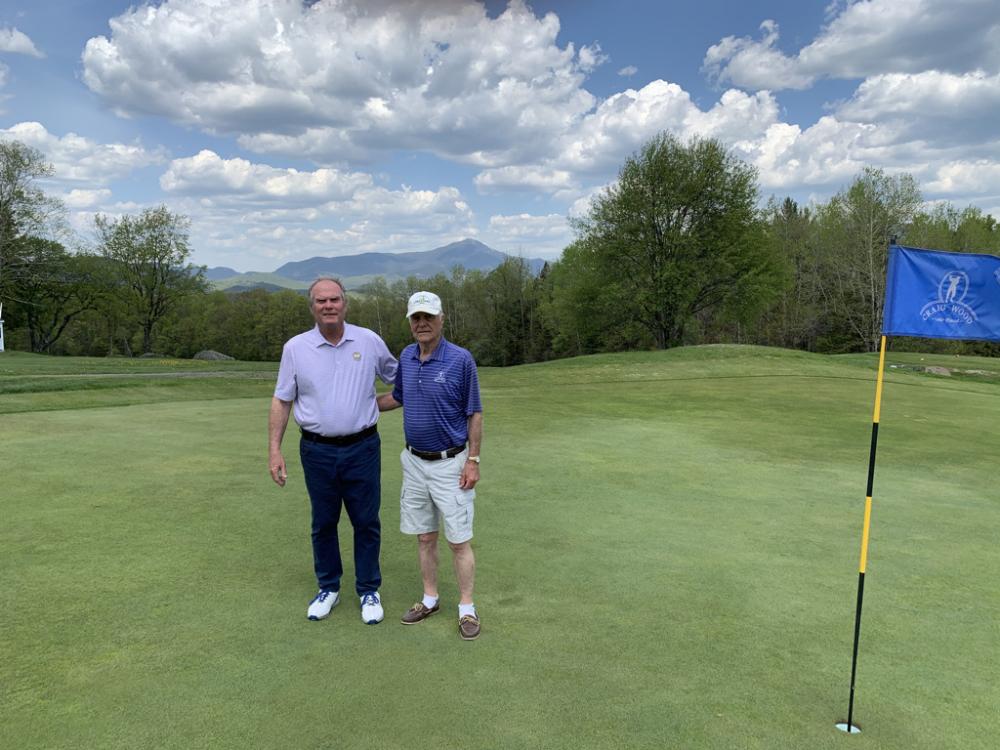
left=467, top=455, right=481, bottom=464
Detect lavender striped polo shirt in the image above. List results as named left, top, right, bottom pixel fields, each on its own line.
left=275, top=323, right=398, bottom=436
left=391, top=337, right=482, bottom=452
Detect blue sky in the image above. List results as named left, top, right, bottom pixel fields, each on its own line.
left=2, top=0, right=999, bottom=271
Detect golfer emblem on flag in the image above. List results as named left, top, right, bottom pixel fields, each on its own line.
left=919, top=270, right=977, bottom=325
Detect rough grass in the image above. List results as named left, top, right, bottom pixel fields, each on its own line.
left=1, top=346, right=998, bottom=749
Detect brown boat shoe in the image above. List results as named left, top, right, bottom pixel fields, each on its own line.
left=401, top=601, right=439, bottom=625
left=459, top=613, right=481, bottom=640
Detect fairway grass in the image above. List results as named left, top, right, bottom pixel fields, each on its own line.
left=2, top=346, right=998, bottom=749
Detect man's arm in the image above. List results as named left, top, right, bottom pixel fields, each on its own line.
left=460, top=411, right=483, bottom=490
left=377, top=393, right=401, bottom=412
left=374, top=333, right=399, bottom=385
left=268, top=397, right=293, bottom=487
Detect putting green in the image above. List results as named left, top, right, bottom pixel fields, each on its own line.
left=2, top=346, right=998, bottom=749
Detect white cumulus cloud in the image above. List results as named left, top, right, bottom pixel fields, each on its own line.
left=506, top=82, right=780, bottom=184
left=703, top=20, right=815, bottom=90
left=62, top=188, right=113, bottom=209
left=0, top=122, right=166, bottom=184
left=156, top=149, right=477, bottom=268
left=836, top=70, right=1000, bottom=147
left=0, top=27, right=44, bottom=58
left=34, top=0, right=1000, bottom=264
left=474, top=166, right=576, bottom=193
left=161, top=150, right=372, bottom=203
left=485, top=213, right=572, bottom=259
left=704, top=0, right=1000, bottom=91
left=81, top=0, right=601, bottom=165
left=925, top=161, right=1000, bottom=195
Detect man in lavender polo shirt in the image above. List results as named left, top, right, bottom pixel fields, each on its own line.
left=268, top=277, right=398, bottom=625
left=378, top=291, right=484, bottom=640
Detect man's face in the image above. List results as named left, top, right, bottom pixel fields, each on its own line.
left=310, top=280, right=347, bottom=328
left=409, top=311, right=444, bottom=346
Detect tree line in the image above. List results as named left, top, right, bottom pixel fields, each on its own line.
left=2, top=135, right=998, bottom=365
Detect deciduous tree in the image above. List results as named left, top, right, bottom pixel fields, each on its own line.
left=96, top=206, right=208, bottom=353
left=816, top=168, right=922, bottom=351
left=0, top=140, right=62, bottom=301
left=8, top=238, right=106, bottom=352
left=571, top=133, right=773, bottom=348
left=906, top=204, right=1000, bottom=255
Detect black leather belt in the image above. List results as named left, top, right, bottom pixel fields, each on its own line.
left=301, top=424, right=377, bottom=446
left=406, top=444, right=465, bottom=461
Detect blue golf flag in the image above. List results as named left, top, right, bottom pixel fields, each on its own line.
left=883, top=245, right=1000, bottom=341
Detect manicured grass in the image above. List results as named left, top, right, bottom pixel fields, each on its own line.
left=0, top=352, right=278, bottom=413
left=836, top=349, right=1000, bottom=385
left=0, top=351, right=278, bottom=375
left=1, top=346, right=998, bottom=749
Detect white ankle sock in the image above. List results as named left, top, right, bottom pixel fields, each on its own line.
left=422, top=594, right=439, bottom=609
left=458, top=603, right=476, bottom=618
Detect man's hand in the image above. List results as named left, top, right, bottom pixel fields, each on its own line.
left=459, top=459, right=479, bottom=490
left=270, top=451, right=287, bottom=487
left=268, top=397, right=293, bottom=488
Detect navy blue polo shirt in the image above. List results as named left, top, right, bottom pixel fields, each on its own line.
left=392, top=337, right=482, bottom=452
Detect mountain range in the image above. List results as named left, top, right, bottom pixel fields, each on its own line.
left=206, top=239, right=547, bottom=291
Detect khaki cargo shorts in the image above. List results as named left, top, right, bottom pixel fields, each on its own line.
left=399, top=447, right=475, bottom=544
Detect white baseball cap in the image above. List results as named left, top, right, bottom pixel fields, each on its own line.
left=406, top=291, right=443, bottom=318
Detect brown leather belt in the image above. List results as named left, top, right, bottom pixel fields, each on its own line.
left=406, top=444, right=465, bottom=461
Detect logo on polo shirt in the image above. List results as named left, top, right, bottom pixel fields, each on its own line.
left=433, top=371, right=446, bottom=383
left=353, top=352, right=361, bottom=360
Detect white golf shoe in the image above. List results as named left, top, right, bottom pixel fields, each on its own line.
left=360, top=592, right=384, bottom=624
left=307, top=589, right=340, bottom=620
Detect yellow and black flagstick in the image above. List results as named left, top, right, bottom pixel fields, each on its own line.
left=836, top=334, right=888, bottom=735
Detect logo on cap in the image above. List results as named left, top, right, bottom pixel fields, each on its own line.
left=406, top=290, right=443, bottom=318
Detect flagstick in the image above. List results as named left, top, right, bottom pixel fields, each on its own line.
left=838, top=334, right=888, bottom=735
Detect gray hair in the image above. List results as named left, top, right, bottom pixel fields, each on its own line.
left=308, top=276, right=347, bottom=305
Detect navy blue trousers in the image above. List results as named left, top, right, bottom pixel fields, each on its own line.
left=299, top=432, right=382, bottom=596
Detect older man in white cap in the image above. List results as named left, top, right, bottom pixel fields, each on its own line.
left=378, top=290, right=484, bottom=640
